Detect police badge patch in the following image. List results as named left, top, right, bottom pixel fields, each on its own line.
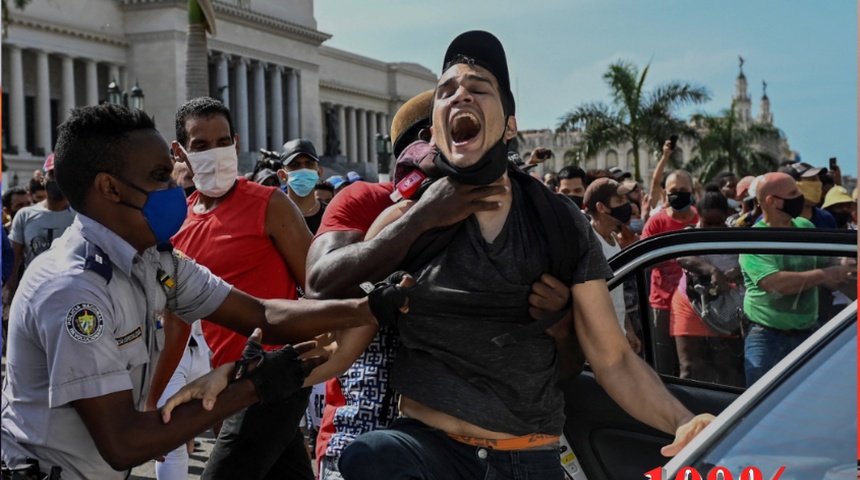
left=66, top=303, right=105, bottom=343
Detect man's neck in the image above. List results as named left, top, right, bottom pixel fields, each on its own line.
left=591, top=216, right=617, bottom=244
left=667, top=207, right=695, bottom=223
left=762, top=211, right=793, bottom=228
left=193, top=180, right=238, bottom=213
left=800, top=204, right=814, bottom=220
left=288, top=191, right=319, bottom=216
left=43, top=198, right=69, bottom=212
left=474, top=174, right=512, bottom=244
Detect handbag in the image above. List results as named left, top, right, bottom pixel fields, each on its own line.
left=690, top=282, right=744, bottom=336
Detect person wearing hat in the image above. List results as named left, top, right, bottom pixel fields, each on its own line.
left=822, top=185, right=856, bottom=229
left=726, top=175, right=756, bottom=227
left=278, top=138, right=327, bottom=234
left=167, top=97, right=315, bottom=479
left=339, top=30, right=713, bottom=479
left=252, top=168, right=281, bottom=188
left=584, top=178, right=641, bottom=352
left=2, top=153, right=76, bottom=302
left=781, top=162, right=836, bottom=228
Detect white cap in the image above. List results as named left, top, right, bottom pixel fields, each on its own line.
left=745, top=175, right=764, bottom=202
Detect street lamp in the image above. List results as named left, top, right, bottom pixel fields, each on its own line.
left=107, top=78, right=145, bottom=111
left=375, top=133, right=392, bottom=176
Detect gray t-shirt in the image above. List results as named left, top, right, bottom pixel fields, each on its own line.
left=392, top=181, right=612, bottom=436
left=9, top=202, right=76, bottom=267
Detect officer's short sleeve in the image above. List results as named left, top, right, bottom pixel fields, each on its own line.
left=33, top=276, right=134, bottom=408
left=168, top=251, right=232, bottom=322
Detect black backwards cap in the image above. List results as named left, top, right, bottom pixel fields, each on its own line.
left=442, top=30, right=516, bottom=116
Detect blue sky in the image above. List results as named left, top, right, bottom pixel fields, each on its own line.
left=315, top=0, right=858, bottom=177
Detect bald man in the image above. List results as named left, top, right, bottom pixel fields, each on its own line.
left=739, top=172, right=855, bottom=386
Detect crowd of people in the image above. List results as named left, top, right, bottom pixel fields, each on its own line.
left=0, top=29, right=856, bottom=480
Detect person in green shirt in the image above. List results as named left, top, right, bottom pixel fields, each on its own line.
left=739, top=172, right=854, bottom=386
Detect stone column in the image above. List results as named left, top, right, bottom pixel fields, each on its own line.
left=269, top=66, right=284, bottom=148
left=85, top=58, right=99, bottom=106
left=346, top=107, right=357, bottom=163
left=377, top=114, right=387, bottom=140
left=380, top=114, right=389, bottom=140
left=8, top=45, right=27, bottom=154
left=286, top=69, right=300, bottom=139
left=337, top=105, right=346, bottom=156
left=252, top=61, right=267, bottom=151
left=233, top=57, right=250, bottom=153
left=367, top=110, right=378, bottom=162
left=35, top=50, right=52, bottom=154
left=216, top=53, right=231, bottom=109
left=60, top=55, right=76, bottom=122
left=357, top=109, right=367, bottom=163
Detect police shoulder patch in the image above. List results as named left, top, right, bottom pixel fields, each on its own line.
left=65, top=303, right=105, bottom=343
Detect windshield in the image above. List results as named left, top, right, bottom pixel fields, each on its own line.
left=690, top=319, right=857, bottom=479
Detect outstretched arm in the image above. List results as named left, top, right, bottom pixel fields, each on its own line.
left=571, top=279, right=713, bottom=456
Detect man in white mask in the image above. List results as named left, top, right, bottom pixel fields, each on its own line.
left=277, top=138, right=327, bottom=234
left=165, top=97, right=315, bottom=480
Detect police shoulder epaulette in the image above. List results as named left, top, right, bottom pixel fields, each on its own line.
left=83, top=242, right=112, bottom=284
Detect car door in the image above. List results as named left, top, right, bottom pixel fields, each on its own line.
left=561, top=227, right=857, bottom=480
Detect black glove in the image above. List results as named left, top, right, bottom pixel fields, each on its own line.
left=231, top=339, right=306, bottom=405
left=362, top=270, right=410, bottom=328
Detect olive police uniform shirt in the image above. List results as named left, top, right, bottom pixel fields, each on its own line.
left=1, top=214, right=232, bottom=480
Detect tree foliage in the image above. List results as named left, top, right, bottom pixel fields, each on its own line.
left=556, top=61, right=710, bottom=181
left=686, top=104, right=781, bottom=183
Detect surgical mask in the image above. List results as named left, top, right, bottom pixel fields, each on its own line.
left=797, top=180, right=822, bottom=205
left=287, top=169, right=319, bottom=198
left=566, top=195, right=584, bottom=209
left=629, top=218, right=644, bottom=233
left=608, top=202, right=633, bottom=224
left=45, top=180, right=65, bottom=201
left=113, top=175, right=188, bottom=246
left=727, top=198, right=741, bottom=211
left=181, top=144, right=238, bottom=198
left=831, top=210, right=852, bottom=229
left=667, top=192, right=694, bottom=212
left=775, top=194, right=805, bottom=219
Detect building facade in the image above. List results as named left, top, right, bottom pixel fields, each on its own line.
left=1, top=0, right=438, bottom=185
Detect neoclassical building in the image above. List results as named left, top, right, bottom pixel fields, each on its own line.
left=519, top=67, right=795, bottom=182
left=1, top=0, right=438, bottom=185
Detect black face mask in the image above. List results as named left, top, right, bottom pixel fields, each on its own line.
left=608, top=202, right=633, bottom=224
left=45, top=180, right=65, bottom=201
left=831, top=210, right=852, bottom=228
left=667, top=192, right=693, bottom=212
left=432, top=130, right=510, bottom=186
left=566, top=195, right=584, bottom=209
left=775, top=194, right=805, bottom=219
left=183, top=185, right=197, bottom=198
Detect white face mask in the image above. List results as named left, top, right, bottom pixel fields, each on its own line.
left=727, top=198, right=741, bottom=211
left=181, top=144, right=238, bottom=198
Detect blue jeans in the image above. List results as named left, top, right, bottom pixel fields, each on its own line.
left=338, top=418, right=564, bottom=480
left=744, top=323, right=812, bottom=387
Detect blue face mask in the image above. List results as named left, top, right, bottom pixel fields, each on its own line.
left=287, top=169, right=320, bottom=198
left=113, top=175, right=188, bottom=247
left=629, top=218, right=644, bottom=234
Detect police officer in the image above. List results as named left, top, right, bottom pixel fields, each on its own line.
left=0, top=104, right=404, bottom=480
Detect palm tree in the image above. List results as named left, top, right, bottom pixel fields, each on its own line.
left=556, top=61, right=710, bottom=182
left=685, top=105, right=781, bottom=183
left=185, top=0, right=217, bottom=101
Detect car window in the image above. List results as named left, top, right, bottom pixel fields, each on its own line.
left=640, top=251, right=856, bottom=389
left=689, top=320, right=856, bottom=480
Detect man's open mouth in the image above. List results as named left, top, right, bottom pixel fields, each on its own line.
left=450, top=112, right=481, bottom=145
